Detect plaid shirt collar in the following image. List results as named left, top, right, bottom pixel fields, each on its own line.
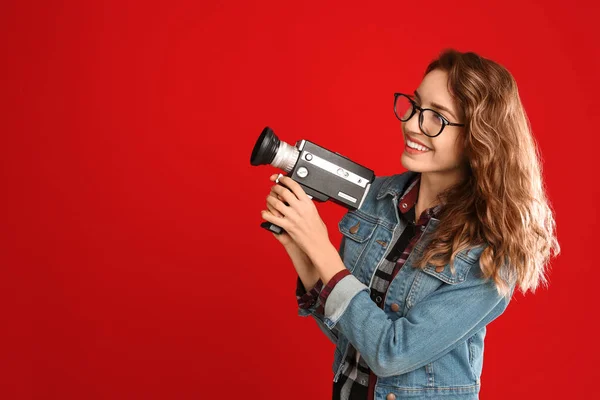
left=397, top=173, right=442, bottom=224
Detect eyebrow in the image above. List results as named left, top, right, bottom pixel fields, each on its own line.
left=414, top=90, right=459, bottom=121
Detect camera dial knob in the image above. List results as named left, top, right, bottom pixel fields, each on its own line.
left=297, top=167, right=309, bottom=178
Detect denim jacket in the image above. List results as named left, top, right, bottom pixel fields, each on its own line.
left=298, top=170, right=514, bottom=399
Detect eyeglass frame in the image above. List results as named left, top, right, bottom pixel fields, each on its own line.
left=393, top=92, right=465, bottom=137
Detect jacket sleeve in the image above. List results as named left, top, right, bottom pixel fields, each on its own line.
left=316, top=269, right=351, bottom=314
left=296, top=279, right=337, bottom=344
left=314, top=263, right=514, bottom=377
left=295, top=238, right=353, bottom=345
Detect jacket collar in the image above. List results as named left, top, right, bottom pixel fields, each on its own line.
left=376, top=170, right=420, bottom=200
left=376, top=170, right=488, bottom=261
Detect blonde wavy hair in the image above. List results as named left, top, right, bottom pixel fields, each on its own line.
left=411, top=49, right=561, bottom=298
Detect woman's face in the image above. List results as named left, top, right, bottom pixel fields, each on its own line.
left=400, top=69, right=467, bottom=175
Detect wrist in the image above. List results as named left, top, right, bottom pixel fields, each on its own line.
left=283, top=241, right=302, bottom=255
left=305, top=239, right=333, bottom=262
left=309, top=242, right=346, bottom=285
left=284, top=242, right=313, bottom=265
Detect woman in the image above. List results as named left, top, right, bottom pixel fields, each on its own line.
left=260, top=49, right=560, bottom=400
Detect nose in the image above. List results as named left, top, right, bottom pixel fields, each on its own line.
left=402, top=112, right=424, bottom=138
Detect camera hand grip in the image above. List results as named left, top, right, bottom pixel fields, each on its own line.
left=260, top=221, right=285, bottom=234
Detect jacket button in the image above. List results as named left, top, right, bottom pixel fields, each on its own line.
left=349, top=221, right=360, bottom=234
left=370, top=293, right=382, bottom=303
left=435, top=266, right=445, bottom=272
left=391, top=303, right=400, bottom=312
left=386, top=393, right=396, bottom=400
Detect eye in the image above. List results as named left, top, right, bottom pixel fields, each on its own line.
left=433, top=112, right=445, bottom=123
left=424, top=110, right=445, bottom=126
left=428, top=110, right=448, bottom=124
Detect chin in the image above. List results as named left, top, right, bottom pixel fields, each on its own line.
left=400, top=153, right=424, bottom=172
left=401, top=154, right=441, bottom=174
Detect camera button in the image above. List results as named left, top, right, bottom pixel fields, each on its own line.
left=297, top=167, right=309, bottom=178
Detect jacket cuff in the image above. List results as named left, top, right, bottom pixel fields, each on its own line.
left=316, top=269, right=352, bottom=315
left=323, top=273, right=370, bottom=329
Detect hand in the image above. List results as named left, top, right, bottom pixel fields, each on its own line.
left=261, top=174, right=331, bottom=260
left=264, top=174, right=299, bottom=248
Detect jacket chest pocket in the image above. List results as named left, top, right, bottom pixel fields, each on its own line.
left=337, top=212, right=379, bottom=273
left=405, top=252, right=477, bottom=310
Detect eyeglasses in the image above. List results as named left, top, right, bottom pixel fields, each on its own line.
left=393, top=92, right=465, bottom=137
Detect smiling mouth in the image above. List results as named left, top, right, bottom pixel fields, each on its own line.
left=405, top=138, right=432, bottom=152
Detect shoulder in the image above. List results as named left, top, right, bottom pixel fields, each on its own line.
left=452, top=243, right=516, bottom=299
left=366, top=170, right=420, bottom=205
left=343, top=170, right=420, bottom=230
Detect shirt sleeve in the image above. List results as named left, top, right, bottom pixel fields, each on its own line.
left=296, top=276, right=323, bottom=309
left=316, top=269, right=352, bottom=315
left=296, top=269, right=352, bottom=313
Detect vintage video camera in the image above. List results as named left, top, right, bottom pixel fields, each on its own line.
left=250, top=126, right=376, bottom=234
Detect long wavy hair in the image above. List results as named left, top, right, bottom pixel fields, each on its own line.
left=411, top=49, right=560, bottom=298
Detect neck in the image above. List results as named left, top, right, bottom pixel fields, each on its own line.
left=417, top=167, right=468, bottom=211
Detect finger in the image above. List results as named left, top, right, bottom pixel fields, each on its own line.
left=267, top=191, right=288, bottom=209
left=270, top=184, right=299, bottom=207
left=266, top=195, right=284, bottom=217
left=267, top=191, right=283, bottom=200
left=266, top=203, right=283, bottom=218
left=272, top=231, right=290, bottom=241
left=277, top=176, right=311, bottom=202
left=266, top=193, right=293, bottom=217
left=260, top=209, right=288, bottom=229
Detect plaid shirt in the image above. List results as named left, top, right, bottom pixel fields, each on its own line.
left=296, top=173, right=442, bottom=400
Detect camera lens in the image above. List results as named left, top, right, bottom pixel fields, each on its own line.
left=250, top=126, right=299, bottom=173
left=250, top=127, right=280, bottom=166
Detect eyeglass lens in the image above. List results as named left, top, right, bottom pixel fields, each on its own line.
left=395, top=95, right=444, bottom=137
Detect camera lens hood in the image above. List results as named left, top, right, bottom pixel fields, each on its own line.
left=250, top=126, right=280, bottom=166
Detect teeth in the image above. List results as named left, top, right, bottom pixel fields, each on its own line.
left=407, top=140, right=430, bottom=151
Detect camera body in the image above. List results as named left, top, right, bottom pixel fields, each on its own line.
left=284, top=138, right=375, bottom=210
left=251, top=126, right=376, bottom=222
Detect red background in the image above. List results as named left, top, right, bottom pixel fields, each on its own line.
left=3, top=0, right=598, bottom=398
